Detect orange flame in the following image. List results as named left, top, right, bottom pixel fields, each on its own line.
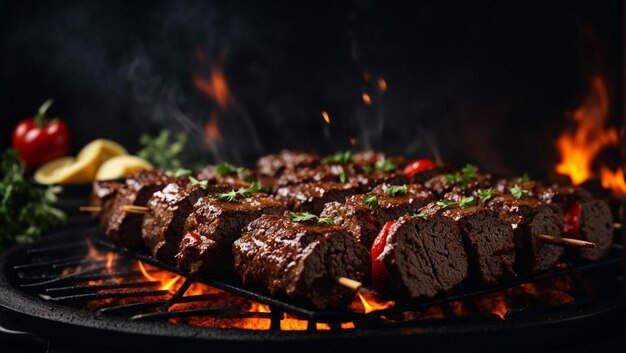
left=362, top=92, right=371, bottom=105
left=356, top=291, right=395, bottom=314
left=555, top=76, right=619, bottom=186
left=193, top=63, right=234, bottom=111
left=377, top=78, right=387, bottom=92
left=600, top=166, right=626, bottom=194
left=138, top=261, right=181, bottom=292
left=322, top=111, right=331, bottom=124
left=205, top=112, right=223, bottom=143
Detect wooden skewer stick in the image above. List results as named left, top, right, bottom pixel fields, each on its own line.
left=536, top=234, right=595, bottom=248
left=80, top=206, right=102, bottom=212
left=122, top=205, right=149, bottom=214
left=336, top=276, right=363, bottom=292
left=613, top=222, right=622, bottom=229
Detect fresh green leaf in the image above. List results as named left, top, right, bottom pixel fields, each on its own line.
left=137, top=130, right=188, bottom=170
left=518, top=173, right=531, bottom=182
left=385, top=184, right=408, bottom=197
left=322, top=151, right=353, bottom=165
left=444, top=164, right=478, bottom=189
left=339, top=171, right=346, bottom=184
left=288, top=212, right=334, bottom=224
left=509, top=185, right=530, bottom=199
left=478, top=188, right=494, bottom=202
left=215, top=162, right=245, bottom=176
left=362, top=165, right=374, bottom=174
left=214, top=181, right=260, bottom=202
left=406, top=213, right=428, bottom=220
left=243, top=174, right=256, bottom=183
left=461, top=164, right=478, bottom=180
left=436, top=199, right=457, bottom=209
left=189, top=176, right=208, bottom=189
left=168, top=168, right=192, bottom=178
left=362, top=194, right=379, bottom=208
left=375, top=158, right=397, bottom=172
left=0, top=149, right=66, bottom=251
left=459, top=196, right=476, bottom=208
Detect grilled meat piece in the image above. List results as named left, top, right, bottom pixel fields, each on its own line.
left=347, top=171, right=407, bottom=193
left=106, top=171, right=175, bottom=248
left=233, top=214, right=370, bottom=310
left=275, top=181, right=358, bottom=214
left=273, top=164, right=347, bottom=190
left=320, top=184, right=435, bottom=248
left=141, top=183, right=207, bottom=264
left=89, top=180, right=122, bottom=229
left=256, top=150, right=321, bottom=179
left=196, top=165, right=255, bottom=188
left=176, top=194, right=285, bottom=277
left=424, top=172, right=491, bottom=198
left=420, top=203, right=516, bottom=285
left=376, top=215, right=468, bottom=299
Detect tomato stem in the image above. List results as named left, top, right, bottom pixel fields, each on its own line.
left=34, top=99, right=54, bottom=127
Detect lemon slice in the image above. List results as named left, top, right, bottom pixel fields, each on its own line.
left=95, top=155, right=153, bottom=181
left=77, top=139, right=128, bottom=164
left=34, top=157, right=75, bottom=184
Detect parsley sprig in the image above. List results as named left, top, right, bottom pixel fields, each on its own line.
left=509, top=185, right=530, bottom=199
left=322, top=151, right=353, bottom=165
left=405, top=212, right=428, bottom=220
left=215, top=182, right=260, bottom=202
left=375, top=158, right=397, bottom=172
left=518, top=173, right=531, bottom=182
left=288, top=212, right=334, bottom=224
left=362, top=194, right=379, bottom=208
left=189, top=176, right=209, bottom=189
left=138, top=130, right=188, bottom=170
left=436, top=196, right=476, bottom=209
left=444, top=164, right=478, bottom=189
left=167, top=168, right=192, bottom=178
left=385, top=184, right=408, bottom=197
left=215, top=162, right=244, bottom=176
left=0, top=150, right=66, bottom=250
left=478, top=188, right=495, bottom=202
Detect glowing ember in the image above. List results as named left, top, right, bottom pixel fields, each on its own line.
left=377, top=78, right=387, bottom=92
left=356, top=291, right=395, bottom=314
left=362, top=92, right=371, bottom=105
left=322, top=111, right=331, bottom=124
left=555, top=76, right=619, bottom=186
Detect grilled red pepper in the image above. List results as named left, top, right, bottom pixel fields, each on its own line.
left=12, top=99, right=70, bottom=170
left=371, top=221, right=396, bottom=291
left=404, top=159, right=436, bottom=179
left=184, top=231, right=202, bottom=246
left=562, top=203, right=582, bottom=239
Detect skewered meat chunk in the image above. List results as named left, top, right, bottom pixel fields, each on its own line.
left=351, top=151, right=406, bottom=169
left=176, top=194, right=285, bottom=277
left=375, top=215, right=468, bottom=299
left=273, top=164, right=347, bottom=190
left=275, top=181, right=358, bottom=214
left=423, top=164, right=491, bottom=198
left=106, top=171, right=176, bottom=248
left=196, top=164, right=255, bottom=188
left=256, top=150, right=321, bottom=179
left=233, top=214, right=370, bottom=310
left=420, top=203, right=516, bottom=285
left=487, top=194, right=564, bottom=274
left=346, top=171, right=407, bottom=193
left=320, top=184, right=435, bottom=248
left=89, top=180, right=122, bottom=229
left=141, top=183, right=207, bottom=264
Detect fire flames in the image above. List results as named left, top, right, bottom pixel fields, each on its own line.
left=554, top=76, right=625, bottom=194
left=192, top=57, right=233, bottom=145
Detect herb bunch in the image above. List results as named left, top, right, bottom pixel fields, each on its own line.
left=138, top=130, right=188, bottom=170
left=0, top=150, right=66, bottom=251
left=444, top=164, right=478, bottom=189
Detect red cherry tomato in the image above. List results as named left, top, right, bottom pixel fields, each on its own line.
left=11, top=100, right=70, bottom=170
left=371, top=221, right=396, bottom=291
left=562, top=203, right=582, bottom=239
left=404, top=159, right=436, bottom=179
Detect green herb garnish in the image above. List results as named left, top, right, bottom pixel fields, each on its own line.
left=339, top=171, right=346, bottom=184
left=0, top=149, right=66, bottom=250
left=215, top=162, right=245, bottom=176
left=436, top=196, right=475, bottom=209
left=375, top=158, right=397, bottom=172
left=167, top=168, right=192, bottom=178
left=509, top=185, right=530, bottom=199
left=215, top=182, right=260, bottom=202
left=436, top=199, right=457, bottom=209
left=288, top=212, right=334, bottom=224
left=518, top=173, right=531, bottom=182
left=362, top=165, right=374, bottom=174
left=443, top=164, right=478, bottom=189
left=406, top=213, right=428, bottom=220
left=362, top=194, right=379, bottom=208
left=138, top=130, right=188, bottom=170
left=322, top=151, right=353, bottom=165
left=189, top=176, right=208, bottom=189
left=478, top=188, right=494, bottom=202
left=385, top=184, right=408, bottom=197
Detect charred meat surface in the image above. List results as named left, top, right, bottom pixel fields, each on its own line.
left=233, top=214, right=370, bottom=310
left=321, top=184, right=435, bottom=248
left=176, top=194, right=285, bottom=277
left=89, top=180, right=122, bottom=228
left=256, top=150, right=321, bottom=179
left=487, top=194, right=564, bottom=274
left=141, top=183, right=206, bottom=264
left=273, top=164, right=347, bottom=190
left=275, top=181, right=358, bottom=214
left=424, top=165, right=491, bottom=198
left=421, top=202, right=516, bottom=285
left=106, top=171, right=175, bottom=248
left=378, top=215, right=468, bottom=299
left=196, top=164, right=255, bottom=188
left=347, top=171, right=407, bottom=193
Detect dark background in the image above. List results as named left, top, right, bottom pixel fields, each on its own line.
left=0, top=0, right=622, bottom=180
